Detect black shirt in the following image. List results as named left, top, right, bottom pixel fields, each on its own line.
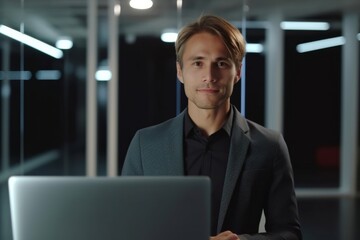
left=183, top=109, right=233, bottom=235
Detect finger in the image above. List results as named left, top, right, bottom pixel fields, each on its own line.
left=211, top=231, right=240, bottom=240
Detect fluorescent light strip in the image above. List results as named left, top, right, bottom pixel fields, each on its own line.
left=297, top=36, right=345, bottom=53
left=36, top=70, right=61, bottom=80
left=0, top=71, right=32, bottom=80
left=0, top=25, right=63, bottom=59
left=281, top=21, right=330, bottom=31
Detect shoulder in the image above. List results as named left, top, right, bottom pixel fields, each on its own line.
left=247, top=119, right=281, bottom=140
left=233, top=107, right=281, bottom=142
left=232, top=108, right=291, bottom=167
left=232, top=108, right=288, bottom=160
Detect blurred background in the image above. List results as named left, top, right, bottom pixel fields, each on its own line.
left=0, top=0, right=359, bottom=239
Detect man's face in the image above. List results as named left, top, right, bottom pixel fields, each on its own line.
left=177, top=32, right=241, bottom=111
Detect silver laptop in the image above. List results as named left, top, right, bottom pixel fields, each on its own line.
left=8, top=176, right=210, bottom=240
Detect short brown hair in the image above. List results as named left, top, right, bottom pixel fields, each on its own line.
left=175, top=15, right=246, bottom=68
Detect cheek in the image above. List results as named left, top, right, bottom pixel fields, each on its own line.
left=184, top=67, right=203, bottom=78
left=182, top=77, right=199, bottom=96
left=182, top=83, right=193, bottom=100
left=183, top=79, right=194, bottom=92
left=181, top=71, right=197, bottom=86
left=224, top=82, right=235, bottom=95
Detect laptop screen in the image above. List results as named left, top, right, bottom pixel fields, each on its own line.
left=8, top=176, right=210, bottom=240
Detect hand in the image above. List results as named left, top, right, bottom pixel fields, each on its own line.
left=210, top=230, right=240, bottom=240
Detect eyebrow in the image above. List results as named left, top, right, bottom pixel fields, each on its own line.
left=188, top=56, right=231, bottom=61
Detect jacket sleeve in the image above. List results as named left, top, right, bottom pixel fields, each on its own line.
left=239, top=134, right=302, bottom=240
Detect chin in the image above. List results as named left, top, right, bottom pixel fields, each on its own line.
left=194, top=103, right=221, bottom=110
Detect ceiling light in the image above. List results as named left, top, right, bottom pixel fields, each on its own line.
left=0, top=71, right=32, bottom=80
left=177, top=0, right=182, bottom=9
left=297, top=36, right=345, bottom=53
left=281, top=21, right=330, bottom=31
left=114, top=3, right=121, bottom=16
left=357, top=33, right=360, bottom=41
left=0, top=25, right=63, bottom=59
left=95, top=67, right=112, bottom=81
left=36, top=70, right=61, bottom=80
left=161, top=30, right=178, bottom=43
left=56, top=37, right=73, bottom=50
left=246, top=43, right=264, bottom=53
left=129, top=0, right=153, bottom=10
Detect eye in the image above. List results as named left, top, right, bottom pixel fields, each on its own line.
left=193, top=61, right=203, bottom=67
left=217, top=61, right=229, bottom=68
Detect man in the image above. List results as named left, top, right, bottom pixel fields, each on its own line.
left=122, top=15, right=302, bottom=240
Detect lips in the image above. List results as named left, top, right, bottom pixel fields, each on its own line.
left=197, top=88, right=219, bottom=93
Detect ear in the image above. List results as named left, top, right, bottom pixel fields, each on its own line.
left=176, top=62, right=184, bottom=83
left=234, top=63, right=242, bottom=84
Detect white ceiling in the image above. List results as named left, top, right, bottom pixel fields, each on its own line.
left=1, top=0, right=360, bottom=47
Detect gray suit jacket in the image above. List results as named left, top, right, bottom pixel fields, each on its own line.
left=121, top=106, right=302, bottom=240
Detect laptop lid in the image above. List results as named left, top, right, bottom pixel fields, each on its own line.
left=8, top=176, right=210, bottom=240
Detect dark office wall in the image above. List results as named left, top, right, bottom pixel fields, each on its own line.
left=284, top=30, right=343, bottom=187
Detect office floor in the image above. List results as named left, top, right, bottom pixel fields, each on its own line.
left=297, top=196, right=360, bottom=240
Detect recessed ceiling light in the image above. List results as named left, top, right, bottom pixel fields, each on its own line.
left=161, top=29, right=177, bottom=43
left=56, top=37, right=73, bottom=50
left=246, top=43, right=264, bottom=53
left=114, top=3, right=121, bottom=16
left=95, top=66, right=112, bottom=81
left=129, top=0, right=153, bottom=10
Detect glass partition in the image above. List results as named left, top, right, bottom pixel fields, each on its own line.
left=0, top=1, right=88, bottom=238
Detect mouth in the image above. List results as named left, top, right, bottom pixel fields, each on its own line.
left=197, top=87, right=219, bottom=93
left=197, top=84, right=219, bottom=92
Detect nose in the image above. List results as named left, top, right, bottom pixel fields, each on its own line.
left=202, top=64, right=217, bottom=83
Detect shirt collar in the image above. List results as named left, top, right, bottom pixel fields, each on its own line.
left=184, top=107, right=234, bottom=137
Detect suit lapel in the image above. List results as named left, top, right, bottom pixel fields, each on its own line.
left=160, top=111, right=185, bottom=175
left=217, top=109, right=250, bottom=233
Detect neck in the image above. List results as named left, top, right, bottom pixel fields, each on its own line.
left=188, top=102, right=231, bottom=137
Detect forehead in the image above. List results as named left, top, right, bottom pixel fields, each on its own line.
left=182, top=32, right=229, bottom=59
